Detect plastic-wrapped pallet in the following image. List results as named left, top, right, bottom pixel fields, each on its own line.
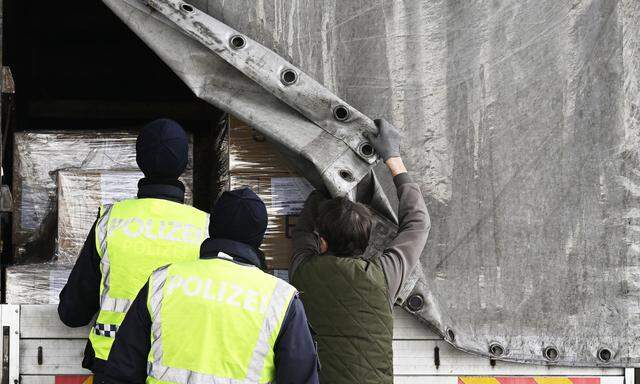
left=5, top=263, right=72, bottom=305
left=229, top=117, right=313, bottom=271
left=12, top=131, right=137, bottom=263
left=12, top=130, right=194, bottom=264
left=56, top=169, right=194, bottom=264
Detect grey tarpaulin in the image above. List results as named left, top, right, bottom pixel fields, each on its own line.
left=103, top=0, right=640, bottom=366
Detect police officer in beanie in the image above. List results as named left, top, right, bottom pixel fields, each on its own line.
left=59, top=119, right=210, bottom=377
left=103, top=188, right=319, bottom=384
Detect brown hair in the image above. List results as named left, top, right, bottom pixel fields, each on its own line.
left=316, top=197, right=373, bottom=256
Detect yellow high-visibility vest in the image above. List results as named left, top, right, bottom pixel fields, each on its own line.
left=89, top=198, right=209, bottom=361
left=146, top=257, right=296, bottom=384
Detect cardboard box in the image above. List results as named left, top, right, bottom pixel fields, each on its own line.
left=229, top=118, right=313, bottom=270
left=229, top=117, right=298, bottom=175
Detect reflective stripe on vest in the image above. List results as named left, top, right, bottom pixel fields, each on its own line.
left=96, top=205, right=133, bottom=313
left=146, top=260, right=296, bottom=384
left=90, top=198, right=209, bottom=361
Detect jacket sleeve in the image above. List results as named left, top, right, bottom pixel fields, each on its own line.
left=377, top=173, right=431, bottom=304
left=289, top=191, right=327, bottom=277
left=275, top=295, right=319, bottom=384
left=58, top=220, right=102, bottom=327
left=104, top=282, right=151, bottom=384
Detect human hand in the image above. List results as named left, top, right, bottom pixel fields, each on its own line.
left=364, top=119, right=402, bottom=161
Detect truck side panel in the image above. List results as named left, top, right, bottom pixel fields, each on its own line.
left=7, top=306, right=629, bottom=382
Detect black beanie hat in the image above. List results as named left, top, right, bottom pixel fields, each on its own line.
left=136, top=119, right=189, bottom=180
left=211, top=188, right=268, bottom=249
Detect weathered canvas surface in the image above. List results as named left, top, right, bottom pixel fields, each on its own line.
left=104, top=0, right=640, bottom=366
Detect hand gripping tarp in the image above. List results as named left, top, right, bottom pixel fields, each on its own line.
left=103, top=0, right=640, bottom=367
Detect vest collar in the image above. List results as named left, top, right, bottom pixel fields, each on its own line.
left=200, top=238, right=262, bottom=268
left=137, top=178, right=185, bottom=204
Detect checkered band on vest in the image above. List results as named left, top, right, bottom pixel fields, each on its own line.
left=94, top=323, right=119, bottom=338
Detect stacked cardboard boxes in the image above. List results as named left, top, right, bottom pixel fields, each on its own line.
left=6, top=118, right=306, bottom=303
left=12, top=131, right=139, bottom=263
left=6, top=131, right=194, bottom=304
left=228, top=117, right=313, bottom=273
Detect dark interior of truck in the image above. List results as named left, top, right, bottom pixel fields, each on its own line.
left=1, top=0, right=226, bottom=290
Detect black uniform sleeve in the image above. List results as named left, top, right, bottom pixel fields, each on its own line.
left=275, top=295, right=320, bottom=384
left=104, top=282, right=151, bottom=384
left=58, top=220, right=102, bottom=327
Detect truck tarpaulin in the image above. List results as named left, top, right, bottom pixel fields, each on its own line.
left=102, top=0, right=640, bottom=367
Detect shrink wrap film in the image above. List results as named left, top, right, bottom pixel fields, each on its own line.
left=5, top=263, right=72, bottom=305
left=12, top=130, right=193, bottom=264
left=7, top=137, right=195, bottom=304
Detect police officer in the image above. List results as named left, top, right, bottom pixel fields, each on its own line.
left=103, top=188, right=319, bottom=384
left=58, top=119, right=209, bottom=377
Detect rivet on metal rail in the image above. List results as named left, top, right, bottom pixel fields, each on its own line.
left=180, top=3, right=194, bottom=12
left=280, top=69, right=298, bottom=86
left=543, top=346, right=559, bottom=362
left=229, top=35, right=246, bottom=50
left=598, top=348, right=613, bottom=363
left=333, top=105, right=350, bottom=122
left=339, top=169, right=355, bottom=182
left=489, top=343, right=504, bottom=358
left=406, top=294, right=424, bottom=312
left=358, top=142, right=375, bottom=158
left=446, top=328, right=456, bottom=343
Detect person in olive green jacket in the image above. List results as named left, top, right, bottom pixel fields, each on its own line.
left=289, top=119, right=431, bottom=384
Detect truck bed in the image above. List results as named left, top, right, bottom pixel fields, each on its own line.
left=2, top=305, right=630, bottom=383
